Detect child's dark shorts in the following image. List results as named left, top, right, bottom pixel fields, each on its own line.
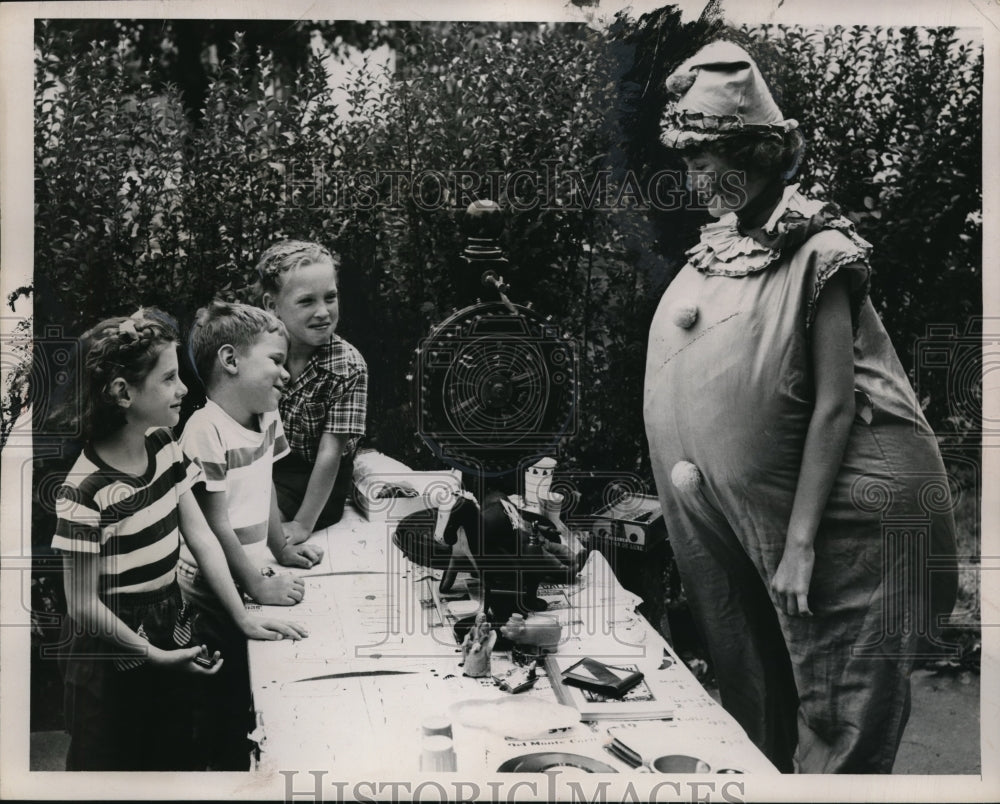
left=176, top=561, right=253, bottom=771
left=273, top=451, right=355, bottom=530
left=58, top=581, right=199, bottom=771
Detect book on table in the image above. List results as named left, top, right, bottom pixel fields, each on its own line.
left=544, top=655, right=673, bottom=722
left=560, top=657, right=644, bottom=697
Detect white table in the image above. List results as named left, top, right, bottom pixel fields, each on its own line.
left=244, top=506, right=778, bottom=778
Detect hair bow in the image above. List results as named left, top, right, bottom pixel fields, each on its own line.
left=118, top=319, right=138, bottom=339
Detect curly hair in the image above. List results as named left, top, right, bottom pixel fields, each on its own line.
left=678, top=128, right=805, bottom=183
left=188, top=300, right=287, bottom=389
left=256, top=239, right=339, bottom=298
left=74, top=308, right=180, bottom=441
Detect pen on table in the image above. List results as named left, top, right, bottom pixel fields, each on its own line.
left=301, top=570, right=382, bottom=578
left=290, top=670, right=418, bottom=683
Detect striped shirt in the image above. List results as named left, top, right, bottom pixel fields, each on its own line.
left=278, top=334, right=367, bottom=463
left=178, top=400, right=289, bottom=556
left=52, top=428, right=200, bottom=597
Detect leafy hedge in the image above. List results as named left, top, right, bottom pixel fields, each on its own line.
left=30, top=16, right=982, bottom=507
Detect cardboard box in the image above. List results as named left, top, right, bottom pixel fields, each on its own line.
left=589, top=494, right=666, bottom=552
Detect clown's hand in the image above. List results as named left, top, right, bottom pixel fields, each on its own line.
left=770, top=543, right=815, bottom=617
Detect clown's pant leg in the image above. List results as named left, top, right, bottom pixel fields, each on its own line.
left=780, top=423, right=957, bottom=773
left=776, top=518, right=916, bottom=773
left=660, top=479, right=799, bottom=773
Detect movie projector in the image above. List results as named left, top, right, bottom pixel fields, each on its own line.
left=397, top=201, right=582, bottom=626
left=411, top=200, right=577, bottom=479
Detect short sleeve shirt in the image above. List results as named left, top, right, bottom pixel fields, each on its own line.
left=179, top=400, right=289, bottom=553
left=51, top=427, right=200, bottom=596
left=278, top=334, right=367, bottom=463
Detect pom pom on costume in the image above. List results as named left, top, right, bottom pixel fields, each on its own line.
left=670, top=461, right=702, bottom=493
left=670, top=303, right=699, bottom=329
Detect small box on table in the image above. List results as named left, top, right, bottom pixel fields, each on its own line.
left=589, top=493, right=666, bottom=552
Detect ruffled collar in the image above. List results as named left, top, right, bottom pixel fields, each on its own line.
left=686, top=184, right=869, bottom=276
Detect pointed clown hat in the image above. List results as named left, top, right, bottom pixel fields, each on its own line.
left=660, top=40, right=798, bottom=148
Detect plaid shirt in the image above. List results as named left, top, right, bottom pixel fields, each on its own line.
left=278, top=334, right=368, bottom=463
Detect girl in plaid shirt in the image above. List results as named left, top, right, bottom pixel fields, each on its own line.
left=259, top=240, right=368, bottom=542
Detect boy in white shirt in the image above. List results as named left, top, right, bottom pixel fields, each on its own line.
left=179, top=300, right=323, bottom=769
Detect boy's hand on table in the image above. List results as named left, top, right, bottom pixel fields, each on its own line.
left=276, top=541, right=324, bottom=569
left=238, top=614, right=309, bottom=641
left=252, top=574, right=306, bottom=605
left=282, top=520, right=312, bottom=546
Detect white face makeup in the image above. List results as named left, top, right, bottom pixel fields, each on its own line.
left=683, top=151, right=767, bottom=219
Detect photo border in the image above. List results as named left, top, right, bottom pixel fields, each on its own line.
left=2, top=0, right=997, bottom=800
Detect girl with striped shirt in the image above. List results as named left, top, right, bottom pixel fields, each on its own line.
left=52, top=309, right=307, bottom=771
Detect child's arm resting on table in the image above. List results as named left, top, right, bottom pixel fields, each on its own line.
left=193, top=485, right=305, bottom=605
left=270, top=486, right=324, bottom=567
left=178, top=490, right=308, bottom=639
left=62, top=551, right=222, bottom=675
left=282, top=432, right=348, bottom=544
left=771, top=269, right=857, bottom=618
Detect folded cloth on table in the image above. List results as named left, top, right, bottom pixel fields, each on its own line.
left=353, top=449, right=462, bottom=521
left=372, top=482, right=419, bottom=498
left=353, top=450, right=460, bottom=499
left=353, top=450, right=413, bottom=485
